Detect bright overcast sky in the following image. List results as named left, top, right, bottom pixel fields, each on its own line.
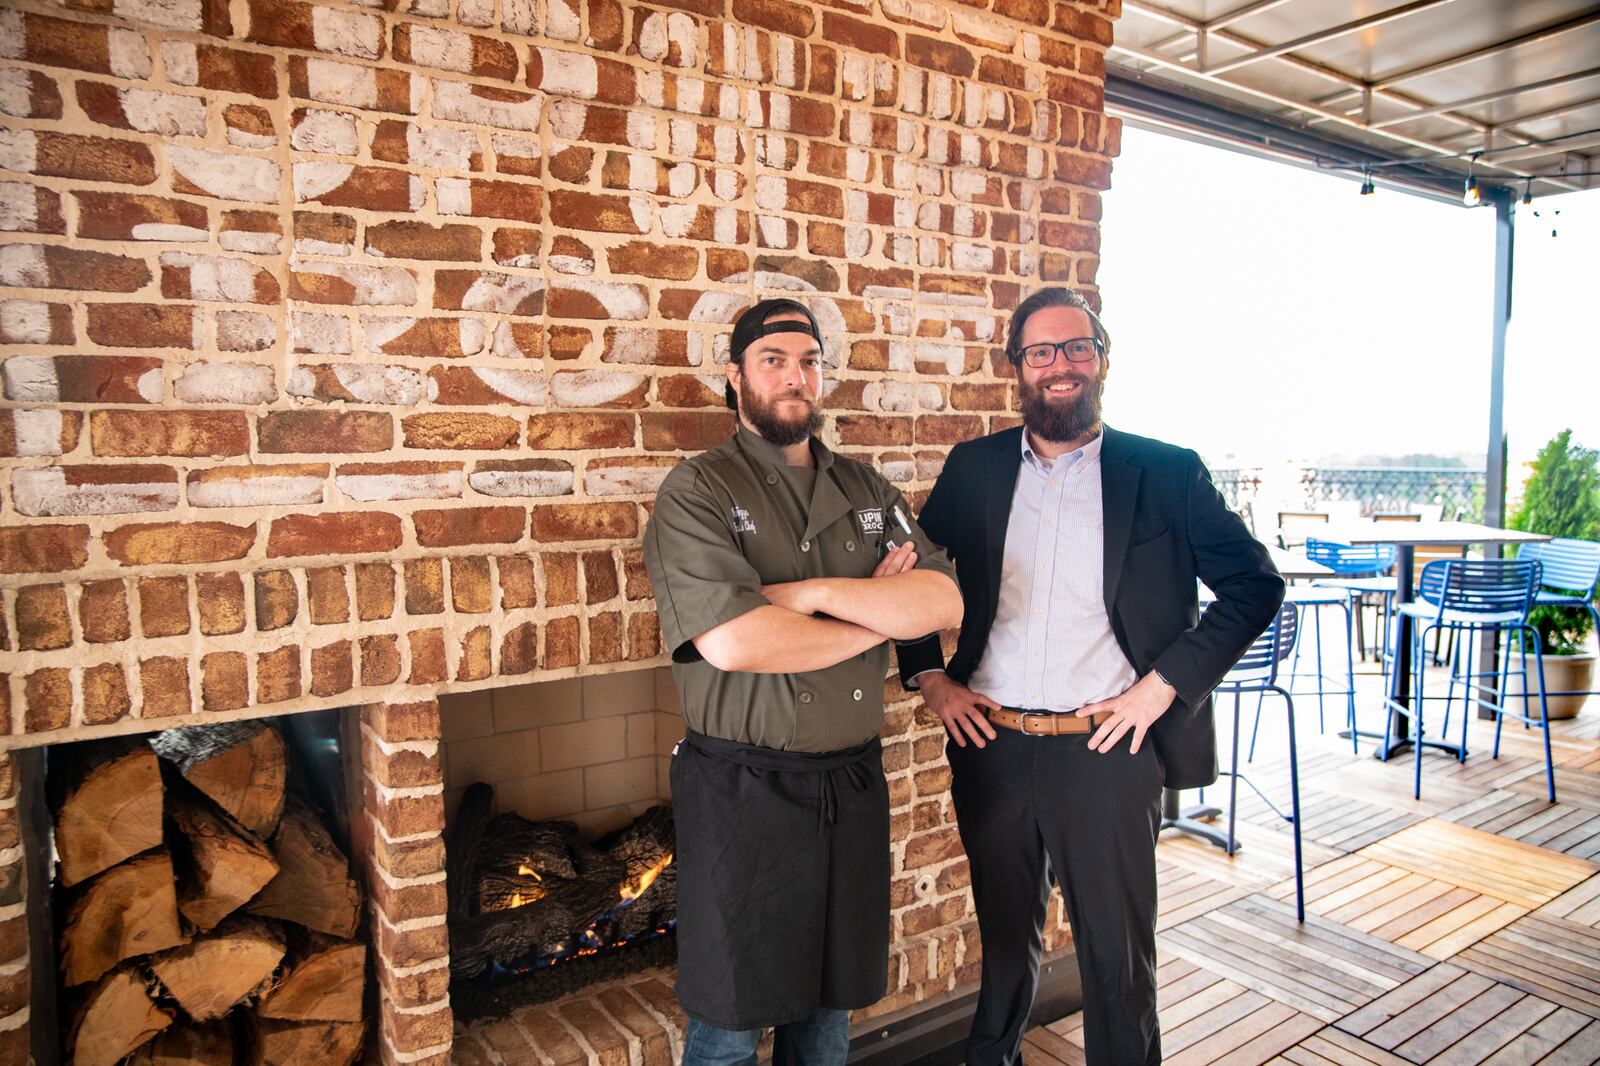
left=1097, top=126, right=1598, bottom=476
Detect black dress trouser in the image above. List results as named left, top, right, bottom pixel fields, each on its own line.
left=948, top=726, right=1165, bottom=1066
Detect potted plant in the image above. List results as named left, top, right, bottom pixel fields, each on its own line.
left=1508, top=429, right=1600, bottom=718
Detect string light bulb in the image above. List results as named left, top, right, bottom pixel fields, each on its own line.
left=1521, top=179, right=1533, bottom=206
left=1359, top=167, right=1375, bottom=196
left=1462, top=155, right=1481, bottom=207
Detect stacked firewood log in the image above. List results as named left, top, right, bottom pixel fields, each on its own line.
left=51, top=722, right=366, bottom=1066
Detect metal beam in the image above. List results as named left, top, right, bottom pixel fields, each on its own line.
left=1202, top=0, right=1461, bottom=76
left=1485, top=132, right=1600, bottom=166
left=1373, top=10, right=1600, bottom=91
left=1207, top=0, right=1299, bottom=32
left=1368, top=67, right=1600, bottom=129
left=1106, top=43, right=1588, bottom=191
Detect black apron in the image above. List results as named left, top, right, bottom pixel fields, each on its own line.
left=670, top=730, right=891, bottom=1030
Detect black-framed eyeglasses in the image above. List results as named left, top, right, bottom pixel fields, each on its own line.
left=1014, top=338, right=1103, bottom=368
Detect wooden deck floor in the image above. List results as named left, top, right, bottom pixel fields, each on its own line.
left=1027, top=656, right=1600, bottom=1065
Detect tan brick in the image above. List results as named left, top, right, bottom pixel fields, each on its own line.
left=532, top=502, right=637, bottom=543
left=259, top=411, right=393, bottom=454
left=201, top=651, right=249, bottom=712
left=196, top=572, right=247, bottom=635
left=401, top=413, right=521, bottom=451
left=457, top=626, right=492, bottom=681
left=356, top=563, right=397, bottom=621
left=92, top=411, right=249, bottom=457
left=140, top=656, right=190, bottom=718
left=543, top=615, right=580, bottom=669
left=105, top=522, right=255, bottom=566
left=497, top=555, right=537, bottom=609
left=408, top=629, right=448, bottom=685
left=15, top=584, right=70, bottom=651
left=138, top=576, right=191, bottom=638
left=448, top=557, right=493, bottom=614
left=311, top=640, right=354, bottom=697
left=254, top=570, right=299, bottom=631
left=307, top=567, right=350, bottom=624
left=79, top=580, right=130, bottom=643
left=257, top=645, right=302, bottom=704
left=360, top=634, right=402, bottom=687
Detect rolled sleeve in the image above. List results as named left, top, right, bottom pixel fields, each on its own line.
left=881, top=483, right=956, bottom=583
left=643, top=473, right=769, bottom=664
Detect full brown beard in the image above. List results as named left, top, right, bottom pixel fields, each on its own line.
left=740, top=376, right=824, bottom=447
left=1019, top=369, right=1104, bottom=443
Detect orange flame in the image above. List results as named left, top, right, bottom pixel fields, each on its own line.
left=620, top=852, right=673, bottom=902
left=517, top=864, right=542, bottom=880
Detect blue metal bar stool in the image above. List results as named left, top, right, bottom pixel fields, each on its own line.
left=1215, top=602, right=1305, bottom=922
left=1392, top=559, right=1553, bottom=802
left=1260, top=584, right=1357, bottom=756
left=1307, top=539, right=1400, bottom=667
left=1514, top=538, right=1600, bottom=704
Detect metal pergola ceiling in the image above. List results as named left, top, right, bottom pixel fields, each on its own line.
left=1105, top=0, right=1600, bottom=205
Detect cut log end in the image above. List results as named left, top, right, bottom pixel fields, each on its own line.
left=245, top=1016, right=365, bottom=1066
left=170, top=789, right=279, bottom=933
left=126, top=1020, right=235, bottom=1066
left=152, top=721, right=287, bottom=838
left=69, top=965, right=175, bottom=1066
left=247, top=795, right=361, bottom=939
left=61, top=849, right=187, bottom=987
left=149, top=916, right=286, bottom=1022
left=258, top=934, right=366, bottom=1023
left=55, top=743, right=165, bottom=888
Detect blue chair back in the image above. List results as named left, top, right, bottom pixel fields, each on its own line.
left=1222, top=603, right=1299, bottom=686
left=1306, top=538, right=1396, bottom=576
left=1416, top=559, right=1540, bottom=625
left=1517, top=538, right=1600, bottom=596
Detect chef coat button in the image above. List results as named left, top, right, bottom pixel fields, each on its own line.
left=852, top=688, right=863, bottom=701
left=800, top=692, right=813, bottom=704
left=845, top=539, right=856, bottom=551
left=801, top=540, right=811, bottom=552
left=766, top=473, right=778, bottom=485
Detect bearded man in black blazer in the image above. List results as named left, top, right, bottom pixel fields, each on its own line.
left=896, top=287, right=1284, bottom=1066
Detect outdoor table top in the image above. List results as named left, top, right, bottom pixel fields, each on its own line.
left=1268, top=547, right=1334, bottom=579
left=1315, top=520, right=1552, bottom=548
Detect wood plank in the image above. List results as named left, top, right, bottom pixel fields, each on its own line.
left=1358, top=820, right=1599, bottom=908
left=1476, top=1006, right=1595, bottom=1066
left=1457, top=914, right=1600, bottom=1017
left=1542, top=875, right=1600, bottom=929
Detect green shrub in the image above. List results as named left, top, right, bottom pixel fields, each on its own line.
left=1509, top=429, right=1600, bottom=656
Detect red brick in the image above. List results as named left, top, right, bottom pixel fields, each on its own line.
left=532, top=502, right=637, bottom=542
left=583, top=550, right=620, bottom=604
left=24, top=668, right=71, bottom=732
left=606, top=241, right=699, bottom=280
left=267, top=513, right=403, bottom=557
left=34, top=132, right=157, bottom=186
left=257, top=645, right=302, bottom=704
left=543, top=552, right=579, bottom=607
left=5, top=355, right=162, bottom=404
left=356, top=563, right=397, bottom=621
left=525, top=413, right=635, bottom=450
left=200, top=651, right=249, bottom=712
left=415, top=506, right=525, bottom=548
left=500, top=621, right=538, bottom=675
left=140, top=656, right=191, bottom=718
left=86, top=304, right=196, bottom=349
left=626, top=610, right=661, bottom=660
left=366, top=221, right=482, bottom=261
left=196, top=572, right=247, bottom=635
left=448, top=557, right=493, bottom=614
left=408, top=629, right=448, bottom=685
left=259, top=411, right=394, bottom=454
left=192, top=44, right=279, bottom=98
left=138, top=576, right=190, bottom=637
left=589, top=610, right=623, bottom=663
left=497, top=555, right=537, bottom=609
left=361, top=700, right=442, bottom=744
left=547, top=190, right=648, bottom=234
left=82, top=662, right=131, bottom=724
left=906, top=34, right=976, bottom=77
left=15, top=584, right=70, bottom=651
left=7, top=244, right=151, bottom=292
left=79, top=580, right=130, bottom=643
left=0, top=526, right=90, bottom=574
left=457, top=626, right=492, bottom=681
left=733, top=0, right=816, bottom=35
left=405, top=559, right=445, bottom=615
left=105, top=522, right=255, bottom=565
left=360, top=634, right=402, bottom=687
left=311, top=640, right=354, bottom=697
left=641, top=411, right=736, bottom=451
left=254, top=570, right=299, bottom=631
left=543, top=615, right=580, bottom=669
left=307, top=567, right=350, bottom=624
left=92, top=411, right=249, bottom=457
left=822, top=12, right=901, bottom=58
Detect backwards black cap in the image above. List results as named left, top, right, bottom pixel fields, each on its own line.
left=725, top=298, right=824, bottom=411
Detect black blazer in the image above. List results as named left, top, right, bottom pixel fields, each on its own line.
left=896, top=425, right=1285, bottom=790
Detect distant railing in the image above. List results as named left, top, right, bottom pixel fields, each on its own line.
left=1304, top=467, right=1485, bottom=523
left=1206, top=465, right=1486, bottom=527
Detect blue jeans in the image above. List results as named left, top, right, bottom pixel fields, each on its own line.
left=681, top=1008, right=852, bottom=1066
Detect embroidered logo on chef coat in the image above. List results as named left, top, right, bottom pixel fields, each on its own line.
left=856, top=508, right=885, bottom=534
left=731, top=505, right=757, bottom=533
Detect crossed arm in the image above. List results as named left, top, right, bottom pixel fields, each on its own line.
left=692, top=543, right=964, bottom=674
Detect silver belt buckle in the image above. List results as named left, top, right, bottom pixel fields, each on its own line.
left=1021, top=712, right=1045, bottom=736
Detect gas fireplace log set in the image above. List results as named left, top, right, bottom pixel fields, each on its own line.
left=447, top=782, right=677, bottom=999
left=48, top=722, right=367, bottom=1066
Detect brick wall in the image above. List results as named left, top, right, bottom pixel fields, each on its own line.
left=1, top=0, right=1119, bottom=1055
left=0, top=0, right=1117, bottom=746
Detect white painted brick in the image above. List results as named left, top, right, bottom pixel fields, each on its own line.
left=337, top=468, right=464, bottom=502
left=432, top=81, right=541, bottom=131
left=0, top=130, right=38, bottom=173
left=13, top=468, right=179, bottom=517
left=292, top=311, right=352, bottom=354
left=114, top=0, right=202, bottom=31
left=550, top=370, right=643, bottom=408
left=173, top=361, right=277, bottom=404
left=293, top=261, right=417, bottom=306
left=292, top=109, right=360, bottom=156
left=288, top=363, right=426, bottom=404
left=216, top=310, right=277, bottom=352
left=310, top=7, right=382, bottom=59
left=108, top=29, right=153, bottom=79
left=7, top=410, right=67, bottom=456
left=0, top=301, right=52, bottom=343
left=169, top=148, right=280, bottom=203
left=469, top=466, right=574, bottom=497
left=2, top=356, right=58, bottom=402
left=189, top=469, right=325, bottom=507
left=119, top=88, right=207, bottom=137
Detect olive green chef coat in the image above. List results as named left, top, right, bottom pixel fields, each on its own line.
left=645, top=425, right=956, bottom=753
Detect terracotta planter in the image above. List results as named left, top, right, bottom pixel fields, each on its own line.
left=1508, top=652, right=1596, bottom=720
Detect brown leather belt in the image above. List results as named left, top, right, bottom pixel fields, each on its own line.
left=987, top=707, right=1112, bottom=736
